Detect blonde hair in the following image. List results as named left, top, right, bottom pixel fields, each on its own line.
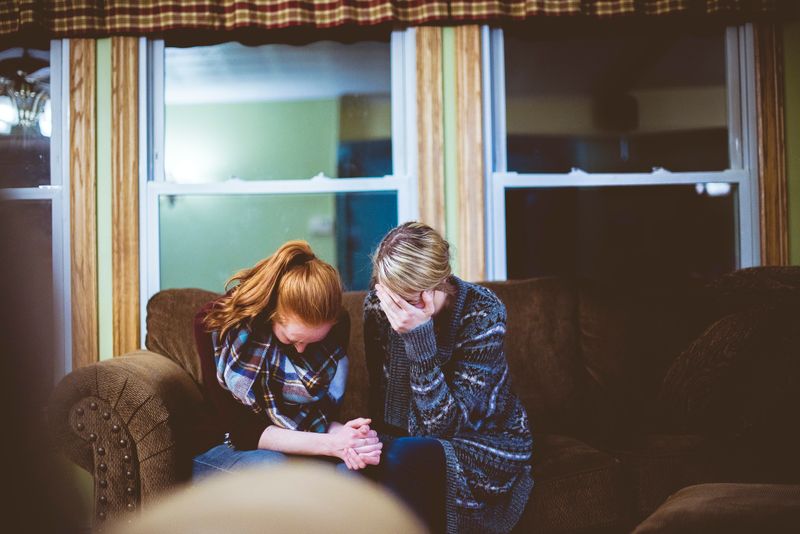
left=203, top=241, right=342, bottom=339
left=371, top=222, right=452, bottom=297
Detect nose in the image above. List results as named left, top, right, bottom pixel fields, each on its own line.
left=294, top=342, right=307, bottom=353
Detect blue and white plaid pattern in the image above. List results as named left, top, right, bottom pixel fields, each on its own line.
left=212, top=321, right=348, bottom=433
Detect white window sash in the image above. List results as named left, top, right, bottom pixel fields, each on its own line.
left=139, top=30, right=418, bottom=344
left=483, top=25, right=760, bottom=281
left=0, top=40, right=71, bottom=378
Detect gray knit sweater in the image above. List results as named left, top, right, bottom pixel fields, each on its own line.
left=364, top=277, right=534, bottom=534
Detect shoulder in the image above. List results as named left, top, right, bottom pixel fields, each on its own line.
left=453, top=282, right=507, bottom=345
left=459, top=280, right=507, bottom=324
left=363, top=289, right=379, bottom=309
left=363, top=290, right=384, bottom=320
left=193, top=298, right=219, bottom=336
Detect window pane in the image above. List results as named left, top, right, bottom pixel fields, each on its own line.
left=505, top=184, right=737, bottom=283
left=0, top=46, right=52, bottom=187
left=504, top=28, right=728, bottom=173
left=164, top=40, right=392, bottom=183
left=0, top=200, right=54, bottom=397
left=159, top=192, right=397, bottom=291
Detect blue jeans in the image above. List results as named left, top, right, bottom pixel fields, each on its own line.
left=192, top=444, right=287, bottom=481
left=193, top=444, right=351, bottom=481
left=365, top=436, right=446, bottom=533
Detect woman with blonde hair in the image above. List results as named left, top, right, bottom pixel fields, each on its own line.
left=364, top=222, right=533, bottom=533
left=193, top=241, right=380, bottom=478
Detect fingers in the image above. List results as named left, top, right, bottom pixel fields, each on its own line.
left=376, top=284, right=405, bottom=309
left=375, top=285, right=399, bottom=312
left=360, top=452, right=381, bottom=466
left=353, top=442, right=383, bottom=455
left=345, top=417, right=371, bottom=429
left=376, top=289, right=403, bottom=329
left=346, top=447, right=367, bottom=470
left=342, top=449, right=354, bottom=470
left=355, top=436, right=380, bottom=447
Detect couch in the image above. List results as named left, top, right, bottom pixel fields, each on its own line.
left=48, top=266, right=800, bottom=532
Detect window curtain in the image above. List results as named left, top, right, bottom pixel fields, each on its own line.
left=0, top=1, right=449, bottom=37
left=449, top=0, right=782, bottom=20
left=0, top=0, right=786, bottom=38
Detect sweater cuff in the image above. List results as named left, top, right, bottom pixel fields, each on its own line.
left=400, top=320, right=438, bottom=372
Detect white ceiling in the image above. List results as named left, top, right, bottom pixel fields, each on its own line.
left=165, top=40, right=391, bottom=105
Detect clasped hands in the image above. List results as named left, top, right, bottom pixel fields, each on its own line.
left=375, top=284, right=435, bottom=334
left=328, top=417, right=382, bottom=470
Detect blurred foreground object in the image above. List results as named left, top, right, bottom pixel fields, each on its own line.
left=111, top=461, right=426, bottom=534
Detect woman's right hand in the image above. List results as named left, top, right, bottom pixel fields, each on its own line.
left=328, top=418, right=382, bottom=470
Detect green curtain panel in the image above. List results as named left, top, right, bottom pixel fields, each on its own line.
left=0, top=0, right=788, bottom=38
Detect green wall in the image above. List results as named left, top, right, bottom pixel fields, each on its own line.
left=97, top=39, right=113, bottom=360
left=784, top=20, right=800, bottom=265
left=164, top=99, right=339, bottom=182
left=159, top=194, right=337, bottom=291
left=161, top=99, right=340, bottom=291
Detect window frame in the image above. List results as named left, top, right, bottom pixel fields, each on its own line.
left=139, top=31, right=418, bottom=341
left=482, top=25, right=760, bottom=280
left=0, top=40, right=72, bottom=378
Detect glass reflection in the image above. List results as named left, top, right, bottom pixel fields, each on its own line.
left=159, top=191, right=397, bottom=291
left=0, top=46, right=51, bottom=188
left=164, top=40, right=392, bottom=183
left=504, top=28, right=729, bottom=173
left=505, top=184, right=737, bottom=283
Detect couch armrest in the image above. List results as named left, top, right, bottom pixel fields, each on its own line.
left=48, top=350, right=205, bottom=527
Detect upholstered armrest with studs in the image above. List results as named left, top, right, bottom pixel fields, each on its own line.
left=48, top=351, right=205, bottom=529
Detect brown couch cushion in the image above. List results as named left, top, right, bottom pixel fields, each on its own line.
left=340, top=290, right=369, bottom=422
left=660, top=303, right=800, bottom=440
left=146, top=288, right=352, bottom=394
left=146, top=288, right=219, bottom=384
left=633, top=483, right=800, bottom=534
left=706, top=266, right=800, bottom=313
left=482, top=278, right=588, bottom=436
left=515, top=434, right=631, bottom=533
left=612, top=434, right=726, bottom=521
left=576, top=279, right=711, bottom=440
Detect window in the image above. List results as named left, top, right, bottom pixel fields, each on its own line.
left=485, top=25, right=758, bottom=283
left=142, top=31, right=417, bottom=319
left=0, top=42, right=70, bottom=384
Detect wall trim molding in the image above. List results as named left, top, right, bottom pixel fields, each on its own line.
left=754, top=22, right=790, bottom=265
left=455, top=25, right=485, bottom=281
left=111, top=36, right=141, bottom=355
left=416, top=27, right=446, bottom=236
left=69, top=38, right=99, bottom=369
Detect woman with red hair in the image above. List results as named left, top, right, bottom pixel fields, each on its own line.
left=193, top=241, right=380, bottom=478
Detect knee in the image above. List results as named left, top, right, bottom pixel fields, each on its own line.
left=384, top=438, right=443, bottom=474
left=236, top=448, right=287, bottom=468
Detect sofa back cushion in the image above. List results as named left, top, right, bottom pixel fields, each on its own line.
left=146, top=288, right=351, bottom=390
left=340, top=291, right=370, bottom=422
left=338, top=279, right=592, bottom=435
left=481, top=278, right=588, bottom=435
left=576, top=280, right=711, bottom=438
left=146, top=288, right=220, bottom=384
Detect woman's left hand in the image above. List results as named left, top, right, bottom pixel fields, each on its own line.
left=375, top=284, right=435, bottom=334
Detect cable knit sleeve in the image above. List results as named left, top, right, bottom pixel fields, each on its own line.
left=403, top=297, right=510, bottom=438
left=363, top=291, right=389, bottom=424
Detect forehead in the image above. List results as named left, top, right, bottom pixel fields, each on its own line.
left=281, top=319, right=332, bottom=341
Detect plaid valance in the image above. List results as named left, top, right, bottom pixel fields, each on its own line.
left=0, top=0, right=784, bottom=38
left=449, top=0, right=781, bottom=20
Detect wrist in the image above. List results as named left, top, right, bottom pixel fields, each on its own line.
left=400, top=320, right=437, bottom=361
left=322, top=432, right=338, bottom=457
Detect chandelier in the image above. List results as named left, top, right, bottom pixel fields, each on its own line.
left=0, top=48, right=50, bottom=136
